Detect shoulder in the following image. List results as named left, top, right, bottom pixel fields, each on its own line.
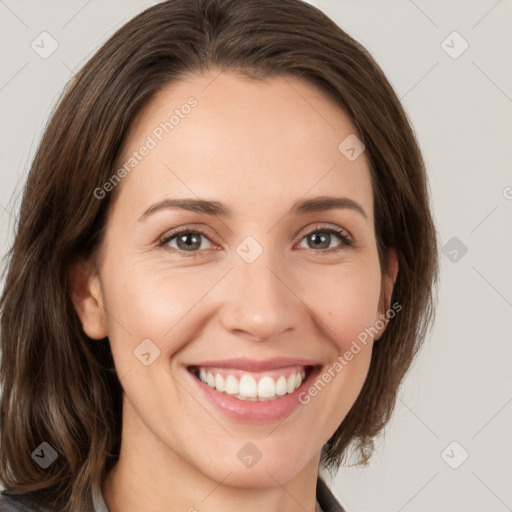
left=0, top=492, right=44, bottom=512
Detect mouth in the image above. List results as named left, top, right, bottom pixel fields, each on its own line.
left=188, top=364, right=316, bottom=402
left=184, top=357, right=323, bottom=423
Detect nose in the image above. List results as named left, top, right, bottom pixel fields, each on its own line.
left=217, top=247, right=305, bottom=342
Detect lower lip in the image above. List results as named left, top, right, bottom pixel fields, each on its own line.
left=186, top=366, right=321, bottom=423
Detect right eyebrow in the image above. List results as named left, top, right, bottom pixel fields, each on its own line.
left=138, top=198, right=232, bottom=222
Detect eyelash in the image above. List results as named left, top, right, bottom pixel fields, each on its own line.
left=157, top=225, right=354, bottom=258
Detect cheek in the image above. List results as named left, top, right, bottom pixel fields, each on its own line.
left=292, top=259, right=382, bottom=434
left=297, top=256, right=382, bottom=350
left=100, top=254, right=225, bottom=357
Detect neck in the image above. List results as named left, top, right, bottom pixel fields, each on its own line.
left=103, top=398, right=322, bottom=512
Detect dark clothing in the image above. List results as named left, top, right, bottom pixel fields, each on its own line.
left=316, top=476, right=347, bottom=511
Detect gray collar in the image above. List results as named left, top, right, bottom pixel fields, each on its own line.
left=91, top=486, right=109, bottom=512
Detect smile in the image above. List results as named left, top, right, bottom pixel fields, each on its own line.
left=185, top=358, right=322, bottom=422
left=190, top=365, right=311, bottom=401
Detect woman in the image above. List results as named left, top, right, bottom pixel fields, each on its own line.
left=0, top=0, right=438, bottom=510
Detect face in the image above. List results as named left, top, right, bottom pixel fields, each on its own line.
left=73, top=70, right=397, bottom=488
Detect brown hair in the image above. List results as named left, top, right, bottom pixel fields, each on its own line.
left=0, top=0, right=439, bottom=510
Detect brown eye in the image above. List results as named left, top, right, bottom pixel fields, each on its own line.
left=297, top=226, right=353, bottom=255
left=160, top=229, right=214, bottom=255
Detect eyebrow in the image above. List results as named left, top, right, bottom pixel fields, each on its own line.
left=138, top=195, right=367, bottom=221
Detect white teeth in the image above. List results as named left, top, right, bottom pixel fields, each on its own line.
left=215, top=373, right=225, bottom=392
left=257, top=376, right=275, bottom=398
left=286, top=374, right=295, bottom=394
left=275, top=376, right=287, bottom=396
left=239, top=375, right=257, bottom=397
left=224, top=374, right=239, bottom=395
left=197, top=367, right=309, bottom=400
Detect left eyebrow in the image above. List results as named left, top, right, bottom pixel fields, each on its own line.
left=138, top=195, right=367, bottom=222
left=290, top=196, right=368, bottom=220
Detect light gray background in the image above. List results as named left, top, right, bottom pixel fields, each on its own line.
left=1, top=1, right=511, bottom=511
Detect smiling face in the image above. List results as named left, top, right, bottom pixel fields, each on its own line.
left=72, top=69, right=397, bottom=491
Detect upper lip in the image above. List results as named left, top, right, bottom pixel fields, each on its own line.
left=187, top=357, right=321, bottom=372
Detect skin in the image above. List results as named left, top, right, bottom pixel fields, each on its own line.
left=70, top=69, right=398, bottom=512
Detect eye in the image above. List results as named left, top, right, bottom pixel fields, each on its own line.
left=159, top=229, right=215, bottom=256
left=158, top=224, right=354, bottom=258
left=296, top=225, right=353, bottom=255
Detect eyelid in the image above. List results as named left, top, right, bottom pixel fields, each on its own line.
left=157, top=223, right=217, bottom=244
left=296, top=222, right=354, bottom=242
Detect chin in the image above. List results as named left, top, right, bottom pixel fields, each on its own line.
left=189, top=439, right=317, bottom=488
left=207, top=458, right=310, bottom=489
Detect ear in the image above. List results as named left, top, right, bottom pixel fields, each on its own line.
left=68, top=258, right=108, bottom=340
left=375, top=248, right=399, bottom=339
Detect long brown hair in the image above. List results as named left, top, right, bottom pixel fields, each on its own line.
left=0, top=0, right=439, bottom=510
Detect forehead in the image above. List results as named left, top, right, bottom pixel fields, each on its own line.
left=113, top=70, right=374, bottom=222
